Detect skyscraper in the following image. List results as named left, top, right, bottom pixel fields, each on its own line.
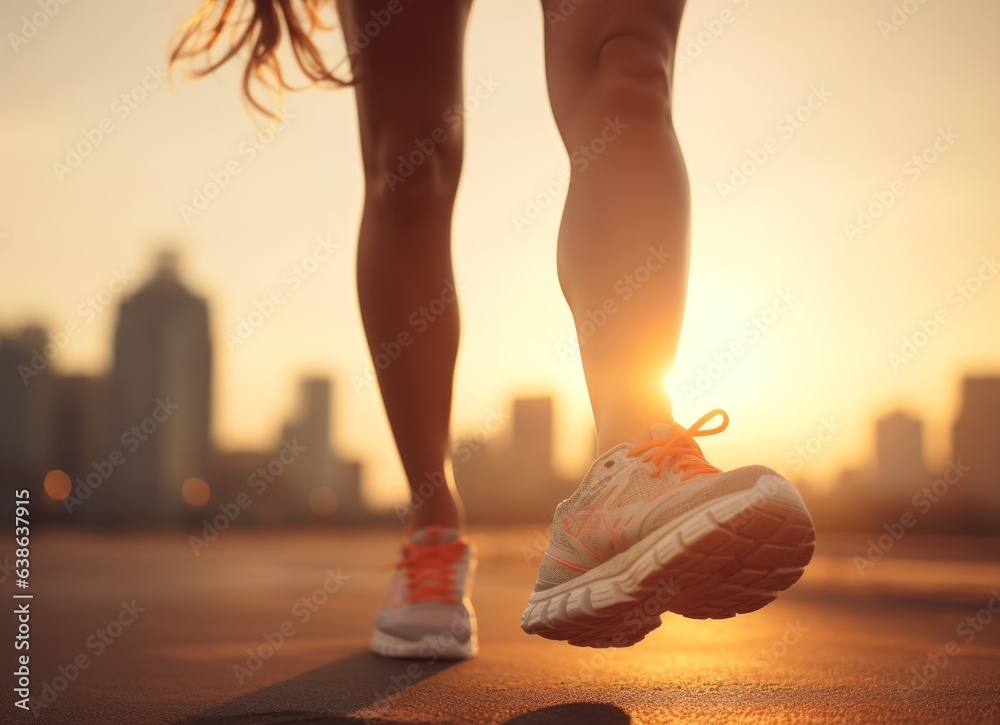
left=456, top=395, right=576, bottom=523
left=287, top=376, right=332, bottom=496
left=952, top=376, right=1000, bottom=507
left=874, top=410, right=925, bottom=490
left=50, top=374, right=109, bottom=481
left=0, top=327, right=56, bottom=522
left=104, top=251, right=212, bottom=522
left=0, top=326, right=54, bottom=472
left=283, top=375, right=364, bottom=521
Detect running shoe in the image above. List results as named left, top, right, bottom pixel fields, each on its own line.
left=520, top=409, right=815, bottom=647
left=372, top=525, right=478, bottom=659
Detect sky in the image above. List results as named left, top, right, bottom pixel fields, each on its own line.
left=2, top=0, right=998, bottom=510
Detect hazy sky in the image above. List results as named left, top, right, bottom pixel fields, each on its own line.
left=2, top=0, right=998, bottom=509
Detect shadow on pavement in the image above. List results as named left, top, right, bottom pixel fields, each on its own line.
left=501, top=703, right=631, bottom=724
left=177, top=650, right=463, bottom=724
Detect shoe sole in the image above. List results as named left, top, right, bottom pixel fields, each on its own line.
left=370, top=629, right=478, bottom=660
left=520, top=474, right=815, bottom=647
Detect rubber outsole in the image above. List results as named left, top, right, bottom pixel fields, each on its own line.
left=519, top=474, right=816, bottom=648
left=370, top=629, right=478, bottom=660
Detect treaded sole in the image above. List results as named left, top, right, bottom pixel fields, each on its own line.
left=520, top=474, right=815, bottom=648
left=370, top=629, right=478, bottom=660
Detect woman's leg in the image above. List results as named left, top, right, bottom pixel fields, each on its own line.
left=542, top=0, right=688, bottom=450
left=337, top=0, right=473, bottom=529
left=526, top=5, right=818, bottom=646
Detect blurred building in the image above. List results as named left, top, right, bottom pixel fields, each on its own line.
left=288, top=377, right=333, bottom=495
left=952, top=376, right=1000, bottom=507
left=207, top=448, right=299, bottom=525
left=103, top=251, right=213, bottom=522
left=0, top=327, right=56, bottom=523
left=281, top=376, right=364, bottom=522
left=45, top=374, right=109, bottom=515
left=456, top=395, right=580, bottom=523
left=50, top=375, right=109, bottom=475
left=874, top=410, right=925, bottom=490
left=0, top=326, right=55, bottom=470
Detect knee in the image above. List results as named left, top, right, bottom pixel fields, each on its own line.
left=593, top=33, right=674, bottom=122
left=363, top=134, right=463, bottom=226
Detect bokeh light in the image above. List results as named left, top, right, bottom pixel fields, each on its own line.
left=43, top=470, right=73, bottom=500
left=181, top=477, right=211, bottom=507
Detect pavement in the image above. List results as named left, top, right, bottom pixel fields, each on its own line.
left=5, top=526, right=1000, bottom=724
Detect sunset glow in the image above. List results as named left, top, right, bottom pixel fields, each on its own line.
left=2, top=0, right=997, bottom=510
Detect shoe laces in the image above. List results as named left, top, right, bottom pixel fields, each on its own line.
left=395, top=528, right=466, bottom=605
left=627, top=409, right=729, bottom=481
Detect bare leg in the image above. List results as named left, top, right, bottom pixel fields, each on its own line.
left=542, top=0, right=689, bottom=450
left=338, top=0, right=473, bottom=529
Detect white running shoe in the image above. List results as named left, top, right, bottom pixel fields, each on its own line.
left=521, top=409, right=815, bottom=648
left=371, top=525, right=478, bottom=659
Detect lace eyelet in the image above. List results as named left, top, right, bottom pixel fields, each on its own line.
left=604, top=460, right=615, bottom=469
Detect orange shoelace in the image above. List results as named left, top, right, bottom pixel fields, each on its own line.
left=627, top=408, right=729, bottom=480
left=396, top=537, right=466, bottom=605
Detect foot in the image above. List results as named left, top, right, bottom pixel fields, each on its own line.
left=520, top=409, right=815, bottom=648
left=371, top=525, right=479, bottom=659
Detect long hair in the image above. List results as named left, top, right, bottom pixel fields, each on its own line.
left=169, top=0, right=351, bottom=116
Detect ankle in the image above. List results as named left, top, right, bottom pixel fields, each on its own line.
left=597, top=421, right=666, bottom=454
left=596, top=403, right=673, bottom=453
left=407, top=492, right=463, bottom=531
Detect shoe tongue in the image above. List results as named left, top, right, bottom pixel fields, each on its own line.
left=409, top=525, right=461, bottom=546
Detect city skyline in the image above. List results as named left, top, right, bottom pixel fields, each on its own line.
left=1, top=250, right=997, bottom=529
left=5, top=245, right=999, bottom=512
left=106, top=249, right=212, bottom=521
